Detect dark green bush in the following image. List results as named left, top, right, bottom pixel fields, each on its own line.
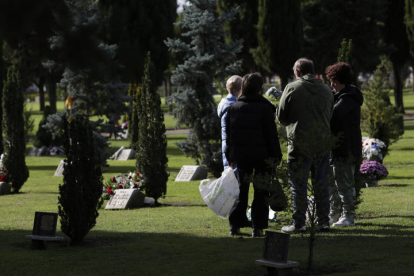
left=58, top=114, right=103, bottom=245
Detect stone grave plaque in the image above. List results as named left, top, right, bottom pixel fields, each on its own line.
left=32, top=212, right=58, bottom=237
left=115, top=149, right=136, bottom=161
left=263, top=231, right=290, bottom=263
left=37, top=146, right=49, bottom=156
left=175, top=165, right=207, bottom=182
left=54, top=160, right=65, bottom=176
left=105, top=189, right=145, bottom=210
left=111, top=146, right=124, bottom=160
left=28, top=147, right=38, bottom=157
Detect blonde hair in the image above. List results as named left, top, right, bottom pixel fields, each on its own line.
left=226, top=75, right=242, bottom=95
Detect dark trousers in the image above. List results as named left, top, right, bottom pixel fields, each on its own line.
left=229, top=160, right=270, bottom=230
left=288, top=156, right=330, bottom=227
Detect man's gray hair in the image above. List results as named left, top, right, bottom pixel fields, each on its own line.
left=294, top=58, right=315, bottom=75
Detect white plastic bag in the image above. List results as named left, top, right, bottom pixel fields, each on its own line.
left=199, top=167, right=240, bottom=219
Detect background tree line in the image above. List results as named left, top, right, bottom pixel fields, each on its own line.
left=1, top=0, right=414, bottom=176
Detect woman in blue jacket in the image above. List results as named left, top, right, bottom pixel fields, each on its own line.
left=217, top=76, right=242, bottom=173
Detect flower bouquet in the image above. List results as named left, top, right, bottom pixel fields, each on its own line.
left=362, top=138, right=387, bottom=162
left=359, top=161, right=388, bottom=187
left=0, top=165, right=7, bottom=183
left=103, top=171, right=143, bottom=199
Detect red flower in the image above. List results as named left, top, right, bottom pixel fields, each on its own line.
left=371, top=142, right=374, bottom=145
left=135, top=179, right=140, bottom=182
left=0, top=176, right=5, bottom=182
left=110, top=177, right=115, bottom=183
left=3, top=169, right=6, bottom=173
left=118, top=184, right=123, bottom=189
left=365, top=143, right=368, bottom=145
left=107, top=187, right=114, bottom=195
left=135, top=172, right=140, bottom=176
left=134, top=184, right=138, bottom=188
left=128, top=175, right=132, bottom=179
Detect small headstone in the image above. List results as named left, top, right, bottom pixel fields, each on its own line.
left=0, top=182, right=11, bottom=195
left=54, top=160, right=65, bottom=176
left=28, top=147, right=38, bottom=157
left=263, top=231, right=290, bottom=263
left=105, top=189, right=145, bottom=209
left=115, top=149, right=136, bottom=161
left=255, top=231, right=298, bottom=275
left=32, top=212, right=58, bottom=237
left=37, top=146, right=49, bottom=156
left=175, top=165, right=207, bottom=182
left=26, top=212, right=64, bottom=249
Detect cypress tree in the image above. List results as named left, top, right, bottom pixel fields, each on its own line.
left=361, top=63, right=404, bottom=152
left=0, top=41, right=4, bottom=155
left=251, top=0, right=302, bottom=90
left=136, top=53, right=169, bottom=203
left=337, top=38, right=353, bottom=64
left=58, top=114, right=103, bottom=245
left=165, top=0, right=242, bottom=177
left=2, top=66, right=29, bottom=193
left=217, top=0, right=259, bottom=73
left=128, top=84, right=141, bottom=150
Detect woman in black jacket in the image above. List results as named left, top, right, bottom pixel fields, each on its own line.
left=325, top=62, right=363, bottom=228
left=225, top=73, right=283, bottom=237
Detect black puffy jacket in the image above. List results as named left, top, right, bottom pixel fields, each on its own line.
left=225, top=94, right=282, bottom=164
left=330, top=85, right=364, bottom=164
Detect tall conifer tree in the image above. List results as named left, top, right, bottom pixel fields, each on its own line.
left=58, top=113, right=103, bottom=245
left=136, top=53, right=168, bottom=203
left=251, top=0, right=302, bottom=90
left=165, top=0, right=242, bottom=177
left=217, top=0, right=259, bottom=73
left=2, top=66, right=29, bottom=193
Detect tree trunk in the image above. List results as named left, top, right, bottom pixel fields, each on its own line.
left=0, top=40, right=3, bottom=155
left=38, top=76, right=46, bottom=112
left=393, top=64, right=405, bottom=113
left=281, top=76, right=289, bottom=91
left=47, top=76, right=57, bottom=114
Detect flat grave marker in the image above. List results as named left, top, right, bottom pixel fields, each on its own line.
left=175, top=165, right=207, bottom=182
left=105, top=189, right=145, bottom=210
left=115, top=149, right=135, bottom=161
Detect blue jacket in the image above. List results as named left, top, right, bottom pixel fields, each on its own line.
left=217, top=93, right=237, bottom=170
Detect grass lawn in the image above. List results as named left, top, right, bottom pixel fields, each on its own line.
left=0, top=93, right=413, bottom=275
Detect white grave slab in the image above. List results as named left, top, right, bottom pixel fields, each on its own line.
left=105, top=189, right=145, bottom=209
left=175, top=165, right=207, bottom=182
left=115, top=149, right=135, bottom=161
left=54, top=160, right=65, bottom=176
left=28, top=147, right=38, bottom=157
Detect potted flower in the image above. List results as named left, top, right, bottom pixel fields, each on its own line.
left=359, top=161, right=389, bottom=187
left=362, top=138, right=387, bottom=162
left=102, top=171, right=143, bottom=199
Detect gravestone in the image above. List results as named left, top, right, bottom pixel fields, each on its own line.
left=115, top=149, right=136, bottom=161
left=54, top=160, right=65, bottom=176
left=255, top=231, right=298, bottom=276
left=0, top=182, right=11, bottom=195
left=28, top=147, right=38, bottom=157
left=25, top=212, right=64, bottom=249
left=37, top=146, right=49, bottom=156
left=111, top=146, right=124, bottom=160
left=175, top=165, right=207, bottom=182
left=105, top=189, right=145, bottom=210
